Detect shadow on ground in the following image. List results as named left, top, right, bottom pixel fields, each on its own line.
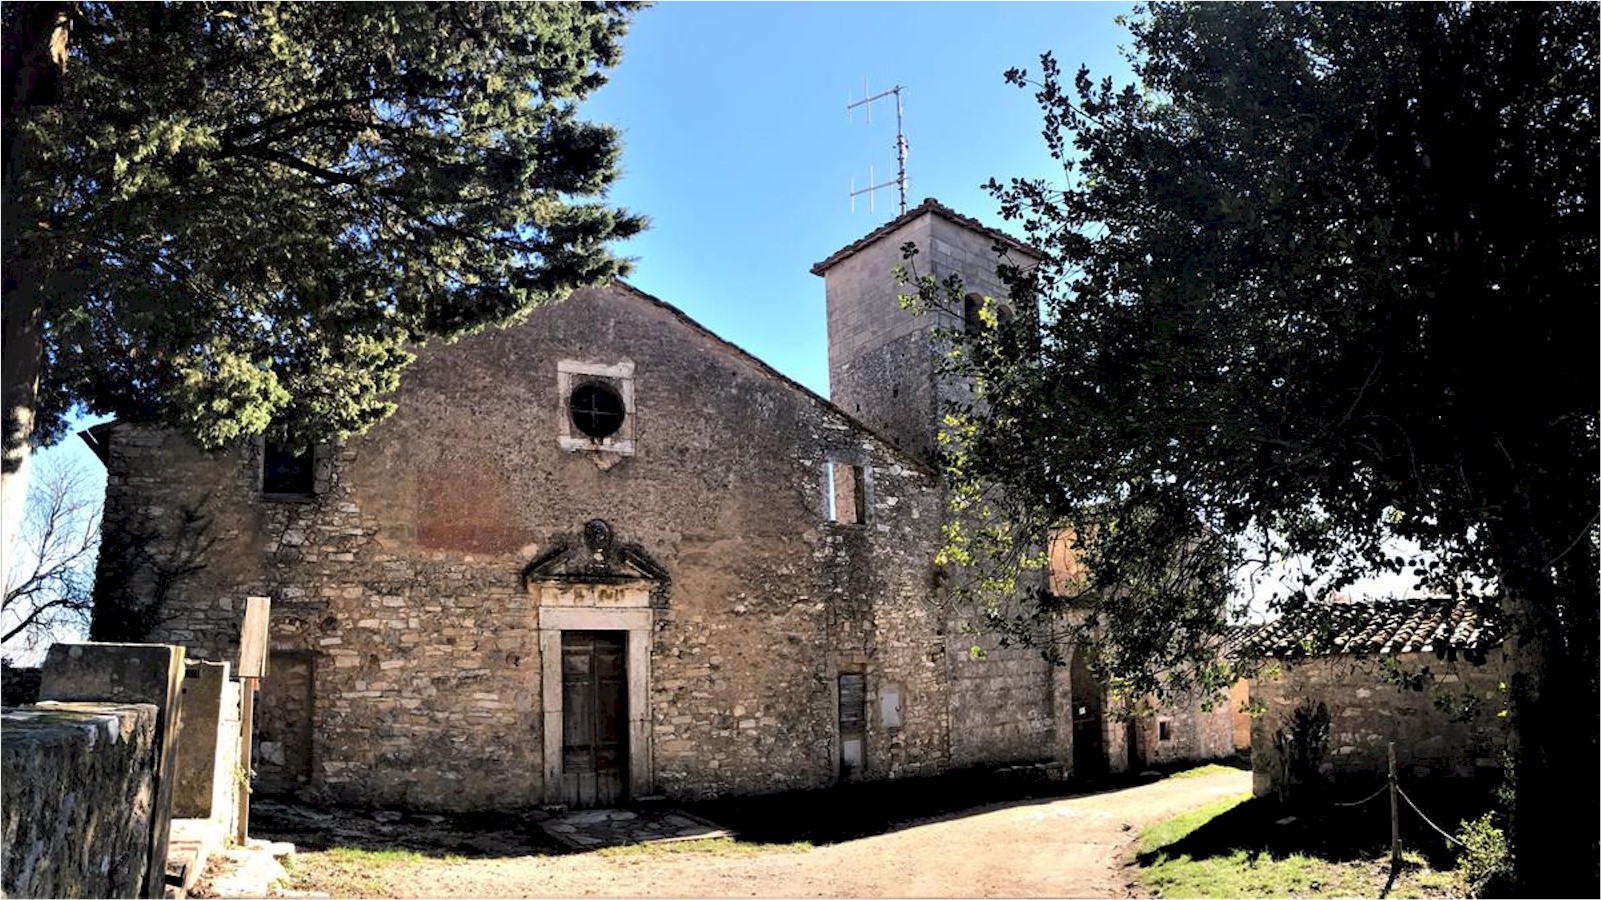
left=249, top=755, right=1250, bottom=859
left=688, top=755, right=1249, bottom=847
left=251, top=798, right=564, bottom=859
left=1136, top=776, right=1497, bottom=872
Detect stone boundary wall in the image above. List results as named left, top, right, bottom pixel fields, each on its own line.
left=1, top=702, right=159, bottom=898
left=1, top=663, right=42, bottom=706
left=1250, top=649, right=1511, bottom=797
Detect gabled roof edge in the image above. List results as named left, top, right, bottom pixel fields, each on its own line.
left=609, top=280, right=940, bottom=477
left=809, top=197, right=1045, bottom=277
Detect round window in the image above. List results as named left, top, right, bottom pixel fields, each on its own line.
left=569, top=382, right=625, bottom=439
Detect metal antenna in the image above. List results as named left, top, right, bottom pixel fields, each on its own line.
left=846, top=81, right=909, bottom=215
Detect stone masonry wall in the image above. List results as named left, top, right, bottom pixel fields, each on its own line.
left=1, top=702, right=159, bottom=899
left=1250, top=649, right=1511, bottom=797
left=93, top=283, right=1069, bottom=810
left=1133, top=689, right=1236, bottom=767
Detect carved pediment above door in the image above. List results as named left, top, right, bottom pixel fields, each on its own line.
left=520, top=519, right=670, bottom=602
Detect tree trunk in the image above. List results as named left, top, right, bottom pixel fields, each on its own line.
left=1, top=265, right=44, bottom=556
left=1504, top=571, right=1600, bottom=897
left=2, top=3, right=72, bottom=554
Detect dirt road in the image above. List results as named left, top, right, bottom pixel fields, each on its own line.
left=279, top=768, right=1250, bottom=898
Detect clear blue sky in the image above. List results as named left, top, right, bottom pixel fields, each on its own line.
left=583, top=1, right=1138, bottom=395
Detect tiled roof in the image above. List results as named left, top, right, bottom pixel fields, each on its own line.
left=809, top=197, right=1044, bottom=276
left=1238, top=597, right=1504, bottom=660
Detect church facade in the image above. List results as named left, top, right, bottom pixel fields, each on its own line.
left=89, top=200, right=1225, bottom=811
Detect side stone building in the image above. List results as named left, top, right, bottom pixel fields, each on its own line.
left=1245, top=597, right=1510, bottom=797
left=89, top=200, right=1121, bottom=811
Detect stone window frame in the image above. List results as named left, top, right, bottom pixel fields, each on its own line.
left=1157, top=717, right=1174, bottom=742
left=258, top=435, right=325, bottom=503
left=557, top=359, right=636, bottom=456
left=821, top=451, right=871, bottom=526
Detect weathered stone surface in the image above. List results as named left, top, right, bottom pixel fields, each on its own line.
left=91, top=203, right=1101, bottom=812
left=38, top=642, right=188, bottom=896
left=1, top=702, right=158, bottom=899
left=1, top=664, right=41, bottom=706
left=173, top=659, right=240, bottom=828
left=1250, top=649, right=1512, bottom=796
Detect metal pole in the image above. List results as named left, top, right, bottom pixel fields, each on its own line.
left=1388, top=741, right=1401, bottom=873
left=235, top=677, right=257, bottom=844
left=895, top=87, right=908, bottom=214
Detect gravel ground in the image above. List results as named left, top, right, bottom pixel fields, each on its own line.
left=269, top=767, right=1252, bottom=898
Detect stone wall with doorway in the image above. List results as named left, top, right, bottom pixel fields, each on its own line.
left=93, top=283, right=1065, bottom=811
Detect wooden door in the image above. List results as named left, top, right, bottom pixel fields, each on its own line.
left=561, top=631, right=628, bottom=807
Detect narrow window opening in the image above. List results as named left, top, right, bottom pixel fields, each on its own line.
left=825, top=461, right=866, bottom=524
left=1158, top=719, right=1173, bottom=742
left=264, top=440, right=314, bottom=496
left=838, top=673, right=866, bottom=778
left=963, top=293, right=983, bottom=334
left=570, top=382, right=625, bottom=439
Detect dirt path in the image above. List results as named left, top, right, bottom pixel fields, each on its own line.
left=282, top=769, right=1250, bottom=898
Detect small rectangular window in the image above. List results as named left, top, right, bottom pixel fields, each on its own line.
left=1157, top=719, right=1173, bottom=742
left=825, top=461, right=865, bottom=524
left=264, top=440, right=315, bottom=497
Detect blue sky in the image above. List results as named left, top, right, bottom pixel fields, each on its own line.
left=583, top=1, right=1138, bottom=395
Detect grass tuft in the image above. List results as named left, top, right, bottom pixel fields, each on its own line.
left=1168, top=763, right=1247, bottom=780
left=1134, top=793, right=1468, bottom=898
left=594, top=836, right=811, bottom=858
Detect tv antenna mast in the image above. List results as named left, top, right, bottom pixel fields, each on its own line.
left=846, top=81, right=908, bottom=215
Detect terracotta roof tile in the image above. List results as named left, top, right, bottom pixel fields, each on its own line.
left=1237, top=597, right=1504, bottom=662
left=809, top=197, right=1044, bottom=276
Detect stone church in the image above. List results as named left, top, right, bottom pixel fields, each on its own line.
left=88, top=199, right=1230, bottom=811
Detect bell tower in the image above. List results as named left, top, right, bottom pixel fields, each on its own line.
left=812, top=198, right=1039, bottom=465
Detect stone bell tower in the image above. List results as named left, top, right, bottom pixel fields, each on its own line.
left=811, top=198, right=1040, bottom=465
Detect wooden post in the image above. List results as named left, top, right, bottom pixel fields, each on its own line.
left=1388, top=741, right=1401, bottom=873
left=235, top=677, right=256, bottom=844
left=235, top=596, right=271, bottom=845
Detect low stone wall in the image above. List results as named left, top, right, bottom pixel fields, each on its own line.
left=1250, top=649, right=1511, bottom=797
left=1, top=663, right=42, bottom=706
left=1, top=702, right=159, bottom=898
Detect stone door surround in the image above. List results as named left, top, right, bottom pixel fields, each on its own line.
left=536, top=590, right=653, bottom=805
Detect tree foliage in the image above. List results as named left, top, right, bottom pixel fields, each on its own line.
left=910, top=3, right=1595, bottom=893
left=2, top=1, right=645, bottom=471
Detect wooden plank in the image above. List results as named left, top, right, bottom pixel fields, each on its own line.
left=238, top=596, right=272, bottom=678
left=838, top=673, right=867, bottom=731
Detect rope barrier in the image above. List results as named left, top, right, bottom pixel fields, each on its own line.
left=1396, top=784, right=1467, bottom=848
left=1331, top=782, right=1389, bottom=808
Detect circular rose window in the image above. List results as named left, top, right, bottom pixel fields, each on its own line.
left=569, top=382, right=625, bottom=439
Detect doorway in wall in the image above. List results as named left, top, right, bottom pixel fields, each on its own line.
left=1070, top=650, right=1107, bottom=778
left=255, top=649, right=315, bottom=795
left=560, top=631, right=628, bottom=807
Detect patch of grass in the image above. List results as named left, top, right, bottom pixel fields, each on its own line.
left=1169, top=763, right=1249, bottom=780
left=594, top=836, right=811, bottom=858
left=321, top=847, right=435, bottom=864
left=1135, top=794, right=1468, bottom=898
left=285, top=845, right=467, bottom=898
left=1139, top=794, right=1251, bottom=853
